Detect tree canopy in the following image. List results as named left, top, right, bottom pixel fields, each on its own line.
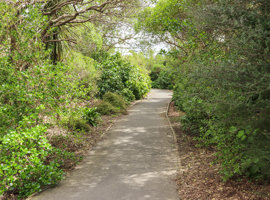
left=136, top=0, right=270, bottom=180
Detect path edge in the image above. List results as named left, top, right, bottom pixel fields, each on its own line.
left=166, top=101, right=183, bottom=175
left=28, top=92, right=152, bottom=200
left=100, top=90, right=151, bottom=139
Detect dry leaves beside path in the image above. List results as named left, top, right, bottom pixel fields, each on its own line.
left=168, top=102, right=270, bottom=200
left=49, top=114, right=118, bottom=172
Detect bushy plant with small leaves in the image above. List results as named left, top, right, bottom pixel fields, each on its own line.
left=96, top=53, right=151, bottom=101
left=0, top=124, right=64, bottom=198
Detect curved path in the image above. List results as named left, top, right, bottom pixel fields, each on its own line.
left=33, top=89, right=179, bottom=200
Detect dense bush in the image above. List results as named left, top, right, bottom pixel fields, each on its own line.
left=149, top=63, right=174, bottom=90
left=120, top=88, right=135, bottom=102
left=0, top=2, right=150, bottom=198
left=96, top=102, right=119, bottom=115
left=65, top=51, right=99, bottom=99
left=103, top=92, right=126, bottom=110
left=61, top=109, right=90, bottom=132
left=97, top=53, right=151, bottom=101
left=151, top=71, right=173, bottom=89
left=138, top=0, right=270, bottom=180
left=0, top=5, right=98, bottom=197
left=171, top=0, right=270, bottom=180
left=70, top=119, right=91, bottom=132
left=0, top=60, right=92, bottom=196
left=96, top=92, right=127, bottom=115
left=0, top=124, right=65, bottom=198
left=0, top=61, right=95, bottom=136
left=172, top=73, right=210, bottom=135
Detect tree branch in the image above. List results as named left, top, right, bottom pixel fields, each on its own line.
left=44, top=39, right=77, bottom=43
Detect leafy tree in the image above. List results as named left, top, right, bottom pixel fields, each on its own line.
left=0, top=3, right=99, bottom=197
left=2, top=0, right=142, bottom=64
left=137, top=0, right=270, bottom=180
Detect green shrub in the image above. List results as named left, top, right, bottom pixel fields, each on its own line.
left=97, top=92, right=128, bottom=115
left=149, top=64, right=174, bottom=90
left=0, top=61, right=94, bottom=138
left=152, top=71, right=173, bottom=89
left=126, top=71, right=152, bottom=100
left=74, top=119, right=91, bottom=132
left=82, top=107, right=100, bottom=127
left=120, top=88, right=135, bottom=102
left=65, top=51, right=99, bottom=99
left=149, top=64, right=164, bottom=82
left=96, top=101, right=119, bottom=115
left=102, top=92, right=126, bottom=110
left=0, top=125, right=64, bottom=198
left=62, top=115, right=91, bottom=132
left=96, top=53, right=151, bottom=101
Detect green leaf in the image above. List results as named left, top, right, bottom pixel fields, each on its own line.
left=229, top=126, right=237, bottom=133
left=237, top=130, right=245, bottom=138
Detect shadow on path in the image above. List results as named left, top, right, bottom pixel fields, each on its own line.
left=33, top=89, right=179, bottom=200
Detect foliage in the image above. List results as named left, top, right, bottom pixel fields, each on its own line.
left=151, top=70, right=173, bottom=89
left=65, top=51, right=99, bottom=98
left=73, top=23, right=103, bottom=57
left=103, top=92, right=126, bottom=110
left=96, top=101, right=119, bottom=116
left=97, top=53, right=151, bottom=101
left=0, top=1, right=149, bottom=198
left=89, top=49, right=111, bottom=64
left=60, top=109, right=90, bottom=132
left=73, top=119, right=91, bottom=132
left=125, top=50, right=179, bottom=90
left=0, top=3, right=96, bottom=137
left=0, top=58, right=91, bottom=195
left=82, top=107, right=101, bottom=127
left=135, top=0, right=187, bottom=52
left=124, top=50, right=179, bottom=91
left=139, top=0, right=270, bottom=180
left=124, top=49, right=176, bottom=90
left=0, top=124, right=64, bottom=198
left=0, top=4, right=98, bottom=198
left=96, top=92, right=127, bottom=116
left=0, top=61, right=93, bottom=137
left=66, top=117, right=91, bottom=132
left=3, top=0, right=141, bottom=58
left=124, top=50, right=165, bottom=72
left=120, top=88, right=135, bottom=102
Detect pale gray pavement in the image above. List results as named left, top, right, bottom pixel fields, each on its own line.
left=33, top=89, right=179, bottom=200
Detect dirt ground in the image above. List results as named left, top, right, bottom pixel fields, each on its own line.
left=168, top=101, right=270, bottom=200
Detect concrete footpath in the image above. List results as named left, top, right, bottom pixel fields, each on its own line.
left=33, top=89, right=179, bottom=200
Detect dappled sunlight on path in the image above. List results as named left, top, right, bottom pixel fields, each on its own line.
left=33, top=89, right=179, bottom=200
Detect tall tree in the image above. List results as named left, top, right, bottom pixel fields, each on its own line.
left=1, top=0, right=141, bottom=64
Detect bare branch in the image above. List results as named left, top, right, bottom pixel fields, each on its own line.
left=40, top=0, right=131, bottom=42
